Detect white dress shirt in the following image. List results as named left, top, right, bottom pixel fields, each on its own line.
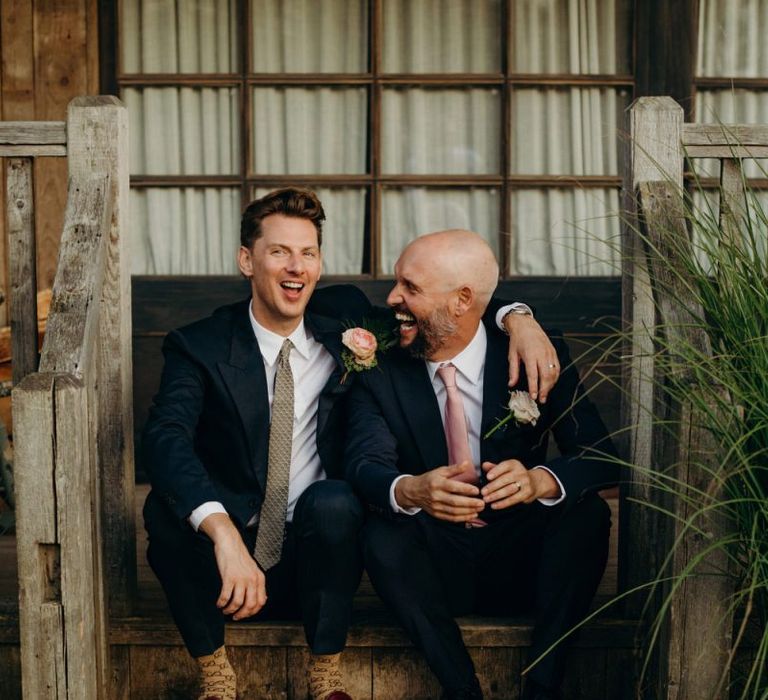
left=389, top=322, right=565, bottom=513
left=189, top=304, right=336, bottom=530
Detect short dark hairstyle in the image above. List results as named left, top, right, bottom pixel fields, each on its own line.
left=240, top=187, right=325, bottom=249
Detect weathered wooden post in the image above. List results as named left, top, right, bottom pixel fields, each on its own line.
left=66, top=96, right=136, bottom=619
left=12, top=96, right=133, bottom=699
left=625, top=96, right=735, bottom=699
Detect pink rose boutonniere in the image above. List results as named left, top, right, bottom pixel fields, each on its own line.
left=342, top=327, right=378, bottom=369
left=340, top=317, right=397, bottom=382
left=484, top=390, right=541, bottom=438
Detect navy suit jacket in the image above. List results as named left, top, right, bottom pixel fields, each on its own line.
left=143, top=284, right=371, bottom=529
left=344, top=328, right=618, bottom=520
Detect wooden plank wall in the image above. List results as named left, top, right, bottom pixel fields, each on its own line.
left=0, top=0, right=99, bottom=325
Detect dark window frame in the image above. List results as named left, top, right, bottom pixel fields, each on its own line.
left=108, top=0, right=635, bottom=278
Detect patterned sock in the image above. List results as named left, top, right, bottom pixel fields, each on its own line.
left=196, top=645, right=237, bottom=700
left=308, top=652, right=346, bottom=700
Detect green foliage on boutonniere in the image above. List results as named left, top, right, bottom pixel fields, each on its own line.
left=340, top=313, right=397, bottom=382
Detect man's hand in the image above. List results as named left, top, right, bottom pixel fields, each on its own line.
left=503, top=314, right=560, bottom=403
left=480, top=460, right=560, bottom=510
left=394, top=463, right=486, bottom=522
left=199, top=513, right=267, bottom=621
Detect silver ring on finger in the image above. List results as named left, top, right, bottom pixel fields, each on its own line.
left=547, top=363, right=557, bottom=369
left=514, top=481, right=522, bottom=493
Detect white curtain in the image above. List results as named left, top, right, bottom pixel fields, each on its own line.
left=511, top=88, right=627, bottom=175
left=252, top=0, right=368, bottom=72
left=382, top=0, right=501, bottom=72
left=381, top=189, right=499, bottom=273
left=382, top=89, right=500, bottom=174
left=252, top=88, right=367, bottom=174
left=131, top=188, right=240, bottom=274
left=122, top=0, right=237, bottom=72
left=697, top=0, right=768, bottom=77
left=123, top=0, right=624, bottom=277
left=512, top=0, right=629, bottom=74
left=511, top=189, right=620, bottom=276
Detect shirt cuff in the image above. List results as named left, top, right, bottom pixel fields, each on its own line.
left=189, top=501, right=228, bottom=531
left=532, top=466, right=566, bottom=506
left=495, top=303, right=535, bottom=332
left=389, top=475, right=421, bottom=515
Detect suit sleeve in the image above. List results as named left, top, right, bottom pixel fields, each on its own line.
left=343, top=376, right=403, bottom=513
left=541, top=337, right=619, bottom=505
left=142, top=330, right=222, bottom=521
left=308, top=283, right=372, bottom=321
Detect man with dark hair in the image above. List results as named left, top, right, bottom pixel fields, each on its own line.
left=143, top=188, right=559, bottom=700
left=345, top=230, right=618, bottom=700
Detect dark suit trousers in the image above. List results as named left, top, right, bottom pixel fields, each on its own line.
left=144, top=480, right=364, bottom=658
left=362, top=494, right=611, bottom=694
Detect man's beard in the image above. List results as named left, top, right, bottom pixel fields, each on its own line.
left=406, top=306, right=458, bottom=359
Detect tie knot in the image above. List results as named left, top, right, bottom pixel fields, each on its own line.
left=278, top=338, right=293, bottom=364
left=436, top=363, right=457, bottom=389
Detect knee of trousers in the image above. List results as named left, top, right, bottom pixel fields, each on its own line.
left=293, top=479, right=364, bottom=541
left=567, top=494, right=612, bottom=542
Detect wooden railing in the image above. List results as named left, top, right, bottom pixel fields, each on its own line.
left=623, top=96, right=763, bottom=699
left=2, top=97, right=134, bottom=699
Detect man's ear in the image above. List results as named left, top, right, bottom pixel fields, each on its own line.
left=454, top=285, right=474, bottom=316
left=237, top=246, right=253, bottom=278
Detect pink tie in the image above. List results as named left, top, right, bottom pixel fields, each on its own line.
left=436, top=364, right=477, bottom=484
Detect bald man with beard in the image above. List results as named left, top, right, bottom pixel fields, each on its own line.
left=344, top=231, right=618, bottom=700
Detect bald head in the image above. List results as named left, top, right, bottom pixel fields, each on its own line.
left=400, top=229, right=499, bottom=312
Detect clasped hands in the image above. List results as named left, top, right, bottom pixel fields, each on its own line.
left=394, top=459, right=561, bottom=523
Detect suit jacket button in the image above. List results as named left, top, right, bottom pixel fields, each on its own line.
left=249, top=499, right=258, bottom=508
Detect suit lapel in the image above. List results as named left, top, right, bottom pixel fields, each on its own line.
left=390, top=352, right=448, bottom=469
left=480, top=333, right=517, bottom=461
left=217, top=301, right=270, bottom=490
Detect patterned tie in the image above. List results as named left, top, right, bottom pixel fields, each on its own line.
left=253, top=339, right=294, bottom=570
left=436, top=363, right=477, bottom=484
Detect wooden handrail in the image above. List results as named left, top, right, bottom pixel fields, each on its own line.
left=9, top=96, right=133, bottom=699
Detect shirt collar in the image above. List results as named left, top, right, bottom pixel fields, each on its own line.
left=248, top=301, right=311, bottom=364
left=426, top=323, right=487, bottom=386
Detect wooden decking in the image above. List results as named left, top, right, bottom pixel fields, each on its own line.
left=0, top=485, right=634, bottom=699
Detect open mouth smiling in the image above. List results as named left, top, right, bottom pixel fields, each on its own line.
left=395, top=310, right=416, bottom=331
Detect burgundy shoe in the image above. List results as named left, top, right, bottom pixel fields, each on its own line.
left=325, top=693, right=353, bottom=700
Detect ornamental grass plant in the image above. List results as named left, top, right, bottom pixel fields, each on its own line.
left=623, top=178, right=768, bottom=699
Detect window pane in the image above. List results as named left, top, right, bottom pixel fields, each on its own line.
left=125, top=88, right=240, bottom=175
left=121, top=0, right=238, bottom=73
left=509, top=188, right=620, bottom=275
left=131, top=188, right=240, bottom=274
left=697, top=0, right=768, bottom=77
left=253, top=187, right=368, bottom=275
left=251, top=0, right=368, bottom=73
left=382, top=0, right=501, bottom=73
left=694, top=90, right=768, bottom=178
left=252, top=88, right=367, bottom=174
left=382, top=89, right=501, bottom=174
left=381, top=188, right=499, bottom=273
left=510, top=88, right=629, bottom=175
left=511, top=0, right=631, bottom=74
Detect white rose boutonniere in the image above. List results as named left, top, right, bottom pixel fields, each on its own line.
left=484, top=390, right=541, bottom=438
